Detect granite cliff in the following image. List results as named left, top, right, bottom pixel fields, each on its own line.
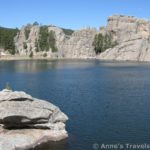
left=14, top=25, right=97, bottom=59
left=2, top=15, right=150, bottom=61
left=97, top=15, right=150, bottom=61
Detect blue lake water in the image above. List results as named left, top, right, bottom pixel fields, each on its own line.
left=1, top=60, right=150, bottom=150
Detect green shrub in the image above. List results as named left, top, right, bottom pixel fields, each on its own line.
left=43, top=53, right=47, bottom=57
left=93, top=33, right=118, bottom=54
left=35, top=39, right=39, bottom=52
left=5, top=82, right=12, bottom=90
left=49, top=30, right=58, bottom=52
left=23, top=42, right=27, bottom=49
left=38, top=26, right=57, bottom=52
left=62, top=28, right=74, bottom=36
left=29, top=51, right=33, bottom=58
left=33, top=21, right=39, bottom=26
left=0, top=27, right=18, bottom=54
left=24, top=26, right=30, bottom=40
left=38, top=26, right=49, bottom=51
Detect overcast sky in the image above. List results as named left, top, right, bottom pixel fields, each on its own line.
left=0, top=0, right=150, bottom=29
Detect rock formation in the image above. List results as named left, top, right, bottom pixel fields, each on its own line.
left=15, top=25, right=40, bottom=56
left=53, top=28, right=97, bottom=59
left=0, top=89, right=68, bottom=150
left=15, top=25, right=97, bottom=59
left=4, top=14, right=150, bottom=61
left=97, top=15, right=150, bottom=61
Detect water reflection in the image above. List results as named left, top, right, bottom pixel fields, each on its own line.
left=13, top=60, right=53, bottom=73
left=0, top=60, right=98, bottom=73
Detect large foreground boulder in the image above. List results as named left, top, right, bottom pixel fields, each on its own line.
left=0, top=89, right=68, bottom=150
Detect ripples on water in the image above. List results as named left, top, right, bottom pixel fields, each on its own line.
left=1, top=60, right=150, bottom=150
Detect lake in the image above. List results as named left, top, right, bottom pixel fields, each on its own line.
left=1, top=59, right=150, bottom=150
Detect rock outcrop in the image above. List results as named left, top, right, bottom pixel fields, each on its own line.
left=15, top=25, right=40, bottom=55
left=49, top=28, right=97, bottom=58
left=0, top=89, right=68, bottom=150
left=15, top=25, right=97, bottom=59
left=97, top=15, right=150, bottom=61
left=8, top=14, right=150, bottom=61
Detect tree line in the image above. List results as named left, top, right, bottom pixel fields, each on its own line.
left=35, top=26, right=57, bottom=52
left=0, top=27, right=18, bottom=54
left=93, top=33, right=118, bottom=54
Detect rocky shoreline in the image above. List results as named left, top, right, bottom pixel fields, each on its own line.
left=1, top=55, right=150, bottom=63
left=0, top=89, right=68, bottom=150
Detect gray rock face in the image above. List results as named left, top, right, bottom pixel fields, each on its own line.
left=15, top=25, right=40, bottom=55
left=98, top=15, right=150, bottom=61
left=14, top=15, right=150, bottom=61
left=15, top=26, right=97, bottom=59
left=0, top=89, right=68, bottom=150
left=57, top=28, right=97, bottom=59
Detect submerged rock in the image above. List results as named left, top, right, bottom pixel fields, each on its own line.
left=0, top=89, right=68, bottom=150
